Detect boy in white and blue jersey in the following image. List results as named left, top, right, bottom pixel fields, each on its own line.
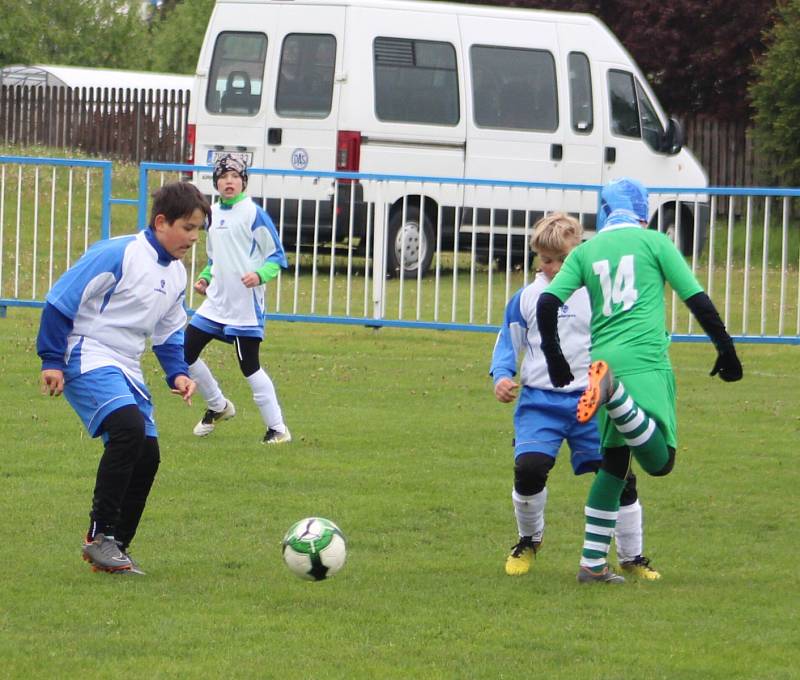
left=491, top=213, right=659, bottom=580
left=37, top=182, right=211, bottom=574
left=185, top=154, right=291, bottom=444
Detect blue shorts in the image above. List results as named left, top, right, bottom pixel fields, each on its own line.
left=189, top=313, right=264, bottom=342
left=63, top=366, right=157, bottom=440
left=513, top=387, right=601, bottom=475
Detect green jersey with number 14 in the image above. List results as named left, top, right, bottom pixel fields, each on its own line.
left=545, top=224, right=703, bottom=375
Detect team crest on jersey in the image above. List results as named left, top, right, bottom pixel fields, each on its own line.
left=154, top=279, right=167, bottom=295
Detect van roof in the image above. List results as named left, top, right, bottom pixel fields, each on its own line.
left=216, top=0, right=599, bottom=26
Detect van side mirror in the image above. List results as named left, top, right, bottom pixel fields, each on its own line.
left=661, top=118, right=683, bottom=155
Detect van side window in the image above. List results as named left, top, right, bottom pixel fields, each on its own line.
left=635, top=79, right=666, bottom=152
left=373, top=37, right=459, bottom=125
left=471, top=45, right=558, bottom=131
left=568, top=52, right=593, bottom=133
left=276, top=34, right=336, bottom=119
left=206, top=32, right=267, bottom=116
left=608, top=70, right=640, bottom=138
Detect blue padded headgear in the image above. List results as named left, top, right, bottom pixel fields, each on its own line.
left=597, top=177, right=649, bottom=231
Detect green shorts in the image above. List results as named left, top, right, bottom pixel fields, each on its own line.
left=599, top=369, right=677, bottom=450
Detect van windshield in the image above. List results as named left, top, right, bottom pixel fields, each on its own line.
left=206, top=32, right=267, bottom=116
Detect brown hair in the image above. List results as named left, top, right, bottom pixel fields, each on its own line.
left=530, top=212, right=583, bottom=255
left=149, top=182, right=212, bottom=230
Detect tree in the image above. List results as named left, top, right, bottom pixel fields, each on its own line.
left=0, top=0, right=146, bottom=70
left=750, top=0, right=800, bottom=185
left=139, top=0, right=215, bottom=74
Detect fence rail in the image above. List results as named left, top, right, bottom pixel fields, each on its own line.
left=0, top=85, right=190, bottom=163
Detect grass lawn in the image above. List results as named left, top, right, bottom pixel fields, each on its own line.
left=1, top=308, right=798, bottom=679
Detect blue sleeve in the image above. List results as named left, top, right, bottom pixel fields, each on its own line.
left=36, top=303, right=74, bottom=370
left=253, top=206, right=288, bottom=268
left=45, top=237, right=130, bottom=318
left=490, top=288, right=526, bottom=383
left=153, top=329, right=189, bottom=389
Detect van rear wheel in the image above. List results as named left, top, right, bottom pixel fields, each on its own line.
left=386, top=205, right=434, bottom=278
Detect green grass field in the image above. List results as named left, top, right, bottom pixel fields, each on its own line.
left=1, top=308, right=798, bottom=679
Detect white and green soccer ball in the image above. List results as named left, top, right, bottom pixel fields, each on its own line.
left=281, top=517, right=347, bottom=581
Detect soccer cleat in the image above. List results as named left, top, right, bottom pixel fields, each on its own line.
left=82, top=533, right=132, bottom=573
left=620, top=555, right=661, bottom=580
left=504, top=536, right=541, bottom=576
left=262, top=427, right=292, bottom=445
left=193, top=400, right=236, bottom=437
left=113, top=541, right=146, bottom=576
left=577, top=360, right=615, bottom=423
left=577, top=565, right=626, bottom=584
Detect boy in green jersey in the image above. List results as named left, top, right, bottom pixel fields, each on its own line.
left=537, top=178, right=742, bottom=584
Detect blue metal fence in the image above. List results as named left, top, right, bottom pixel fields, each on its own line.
left=1, top=154, right=798, bottom=345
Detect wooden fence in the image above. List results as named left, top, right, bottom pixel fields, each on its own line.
left=0, top=85, right=190, bottom=163
left=682, top=114, right=772, bottom=187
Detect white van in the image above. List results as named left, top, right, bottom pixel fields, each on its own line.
left=188, top=0, right=708, bottom=276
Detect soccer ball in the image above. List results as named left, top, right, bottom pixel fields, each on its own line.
left=281, top=517, right=347, bottom=581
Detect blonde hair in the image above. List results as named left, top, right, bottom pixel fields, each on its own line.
left=530, top=212, right=583, bottom=255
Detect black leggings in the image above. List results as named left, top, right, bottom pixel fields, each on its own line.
left=91, top=405, right=160, bottom=550
left=184, top=324, right=262, bottom=377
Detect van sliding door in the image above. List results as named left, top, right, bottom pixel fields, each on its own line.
left=459, top=15, right=562, bottom=256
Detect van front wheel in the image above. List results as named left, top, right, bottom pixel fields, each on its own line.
left=386, top=206, right=434, bottom=278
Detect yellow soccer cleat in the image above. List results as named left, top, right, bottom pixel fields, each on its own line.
left=504, top=536, right=541, bottom=576
left=620, top=555, right=661, bottom=580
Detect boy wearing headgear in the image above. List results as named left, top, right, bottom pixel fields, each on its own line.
left=185, top=154, right=291, bottom=444
left=537, top=178, right=742, bottom=583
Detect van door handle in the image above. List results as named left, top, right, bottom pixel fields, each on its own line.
left=550, top=144, right=563, bottom=161
left=604, top=146, right=616, bottom=163
left=268, top=128, right=282, bottom=145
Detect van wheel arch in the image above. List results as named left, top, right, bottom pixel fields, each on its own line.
left=648, top=201, right=706, bottom=257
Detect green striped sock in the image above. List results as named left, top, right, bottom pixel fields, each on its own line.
left=605, top=380, right=668, bottom=472
left=581, top=469, right=626, bottom=573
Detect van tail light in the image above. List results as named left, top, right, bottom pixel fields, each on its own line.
left=336, top=130, right=361, bottom=174
left=182, top=123, right=197, bottom=181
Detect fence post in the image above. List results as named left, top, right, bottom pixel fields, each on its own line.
left=101, top=161, right=112, bottom=239
left=137, top=164, right=149, bottom=230
left=371, top=182, right=387, bottom=322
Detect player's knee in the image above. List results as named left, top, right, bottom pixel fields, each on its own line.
left=600, top=446, right=631, bottom=480
left=514, top=453, right=555, bottom=496
left=235, top=337, right=262, bottom=376
left=650, top=447, right=676, bottom=477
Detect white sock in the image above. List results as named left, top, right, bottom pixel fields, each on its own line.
left=615, top=500, right=643, bottom=562
left=246, top=369, right=285, bottom=432
left=511, top=487, right=547, bottom=542
left=188, top=359, right=227, bottom=412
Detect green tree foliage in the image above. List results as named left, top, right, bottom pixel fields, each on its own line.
left=139, top=0, right=216, bottom=74
left=750, top=0, right=800, bottom=185
left=0, top=0, right=146, bottom=69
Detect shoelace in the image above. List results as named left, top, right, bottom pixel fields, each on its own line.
left=510, top=539, right=536, bottom=558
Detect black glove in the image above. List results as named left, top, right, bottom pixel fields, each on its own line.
left=542, top=343, right=574, bottom=388
left=710, top=347, right=742, bottom=382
